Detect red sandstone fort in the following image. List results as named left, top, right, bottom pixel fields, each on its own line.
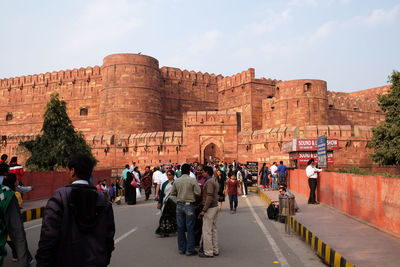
left=0, top=53, right=391, bottom=171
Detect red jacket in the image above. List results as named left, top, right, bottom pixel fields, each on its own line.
left=9, top=163, right=24, bottom=180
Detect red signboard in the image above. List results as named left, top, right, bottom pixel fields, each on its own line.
left=293, top=151, right=334, bottom=164
left=296, top=139, right=339, bottom=151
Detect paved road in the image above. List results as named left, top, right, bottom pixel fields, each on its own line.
left=5, top=192, right=325, bottom=267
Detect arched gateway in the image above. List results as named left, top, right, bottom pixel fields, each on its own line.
left=202, top=142, right=223, bottom=164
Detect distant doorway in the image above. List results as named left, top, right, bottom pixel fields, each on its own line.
left=203, top=143, right=222, bottom=164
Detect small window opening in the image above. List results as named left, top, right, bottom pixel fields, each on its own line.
left=6, top=113, right=13, bottom=121
left=304, top=83, right=311, bottom=92
left=80, top=107, right=88, bottom=116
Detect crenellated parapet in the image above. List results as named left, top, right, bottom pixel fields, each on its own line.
left=184, top=110, right=237, bottom=126
left=0, top=66, right=102, bottom=92
left=217, top=68, right=278, bottom=92
left=327, top=89, right=385, bottom=126
left=160, top=66, right=222, bottom=85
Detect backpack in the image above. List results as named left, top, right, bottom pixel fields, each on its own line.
left=267, top=203, right=279, bottom=220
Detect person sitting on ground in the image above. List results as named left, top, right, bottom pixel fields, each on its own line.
left=267, top=188, right=288, bottom=223
left=279, top=184, right=299, bottom=212
left=36, top=155, right=115, bottom=266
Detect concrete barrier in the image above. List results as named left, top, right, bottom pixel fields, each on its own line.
left=20, top=169, right=112, bottom=201
left=22, top=207, right=44, bottom=222
left=288, top=169, right=400, bottom=237
left=257, top=188, right=354, bottom=267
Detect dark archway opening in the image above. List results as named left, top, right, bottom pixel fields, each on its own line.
left=203, top=143, right=222, bottom=164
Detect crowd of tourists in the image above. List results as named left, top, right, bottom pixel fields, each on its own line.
left=113, top=160, right=263, bottom=258
left=0, top=151, right=301, bottom=265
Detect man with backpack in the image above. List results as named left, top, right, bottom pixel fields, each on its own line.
left=35, top=155, right=115, bottom=266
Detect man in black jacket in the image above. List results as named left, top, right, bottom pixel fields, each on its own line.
left=36, top=155, right=115, bottom=267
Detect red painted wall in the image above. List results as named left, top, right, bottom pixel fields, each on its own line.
left=20, top=169, right=112, bottom=201
left=288, top=169, right=400, bottom=237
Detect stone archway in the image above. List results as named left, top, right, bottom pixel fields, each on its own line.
left=203, top=142, right=223, bottom=164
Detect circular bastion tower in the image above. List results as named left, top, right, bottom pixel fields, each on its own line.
left=274, top=79, right=328, bottom=126
left=99, top=53, right=163, bottom=134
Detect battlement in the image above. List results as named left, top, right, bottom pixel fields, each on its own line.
left=275, top=79, right=327, bottom=99
left=184, top=110, right=237, bottom=126
left=338, top=85, right=391, bottom=100
left=218, top=68, right=255, bottom=92
left=217, top=68, right=278, bottom=92
left=239, top=125, right=373, bottom=145
left=160, top=66, right=222, bottom=85
left=0, top=66, right=102, bottom=90
left=327, top=92, right=381, bottom=113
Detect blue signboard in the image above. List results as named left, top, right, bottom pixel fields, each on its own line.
left=317, top=135, right=327, bottom=168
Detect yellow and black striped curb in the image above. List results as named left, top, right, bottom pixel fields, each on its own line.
left=22, top=207, right=45, bottom=222
left=257, top=189, right=355, bottom=267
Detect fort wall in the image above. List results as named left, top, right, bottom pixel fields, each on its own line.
left=160, top=67, right=220, bottom=131
left=100, top=54, right=163, bottom=134
left=0, top=66, right=102, bottom=135
left=237, top=124, right=375, bottom=168
left=327, top=90, right=386, bottom=126
left=0, top=53, right=391, bottom=171
left=262, top=79, right=328, bottom=128
left=218, top=68, right=276, bottom=131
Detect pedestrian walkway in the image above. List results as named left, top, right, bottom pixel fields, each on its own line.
left=259, top=188, right=400, bottom=267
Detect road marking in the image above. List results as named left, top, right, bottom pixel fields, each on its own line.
left=246, top=197, right=290, bottom=267
left=155, top=211, right=161, bottom=215
left=115, top=227, right=138, bottom=244
left=25, top=223, right=42, bottom=231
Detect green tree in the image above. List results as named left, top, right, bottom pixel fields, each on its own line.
left=20, top=93, right=96, bottom=170
left=368, top=70, right=400, bottom=166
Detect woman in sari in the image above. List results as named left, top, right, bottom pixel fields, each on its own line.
left=155, top=170, right=177, bottom=237
left=125, top=171, right=137, bottom=205
left=141, top=166, right=153, bottom=200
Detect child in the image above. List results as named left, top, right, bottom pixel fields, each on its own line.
left=226, top=173, right=239, bottom=214
left=109, top=183, right=115, bottom=203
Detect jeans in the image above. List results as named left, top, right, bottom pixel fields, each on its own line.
left=278, top=174, right=286, bottom=186
left=176, top=202, right=196, bottom=254
left=270, top=174, right=278, bottom=189
left=243, top=181, right=248, bottom=195
left=228, top=195, right=238, bottom=210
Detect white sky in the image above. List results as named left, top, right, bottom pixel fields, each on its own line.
left=0, top=0, right=399, bottom=92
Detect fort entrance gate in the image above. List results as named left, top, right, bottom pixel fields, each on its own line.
left=203, top=142, right=222, bottom=164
